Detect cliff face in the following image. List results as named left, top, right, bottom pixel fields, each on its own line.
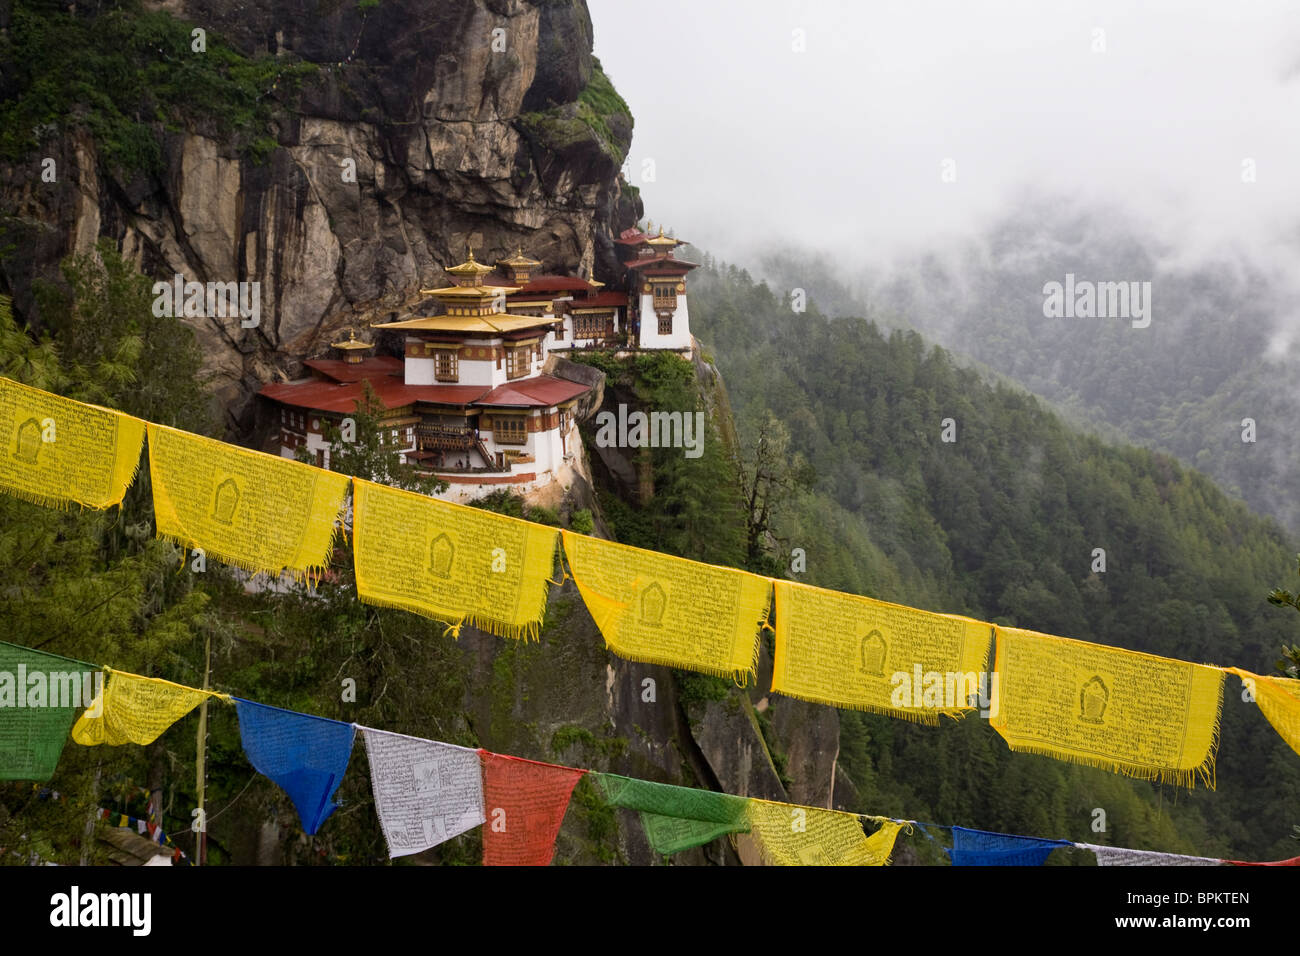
left=453, top=353, right=843, bottom=866
left=0, top=0, right=641, bottom=433
left=1, top=1, right=843, bottom=864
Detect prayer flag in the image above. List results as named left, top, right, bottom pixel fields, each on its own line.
left=561, top=530, right=770, bottom=680
left=480, top=751, right=584, bottom=866
left=233, top=699, right=356, bottom=835
left=1230, top=667, right=1300, bottom=758
left=594, top=773, right=749, bottom=855
left=946, top=827, right=1070, bottom=866
left=771, top=579, right=991, bottom=721
left=360, top=728, right=485, bottom=858
left=0, top=642, right=94, bottom=780
left=147, top=423, right=349, bottom=581
left=1075, top=843, right=1223, bottom=866
left=745, top=799, right=901, bottom=866
left=352, top=479, right=558, bottom=640
left=72, top=669, right=213, bottom=746
left=0, top=376, right=144, bottom=510
left=990, top=626, right=1224, bottom=788
left=1226, top=855, right=1300, bottom=866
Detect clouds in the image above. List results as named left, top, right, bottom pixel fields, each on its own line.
left=590, top=0, right=1300, bottom=272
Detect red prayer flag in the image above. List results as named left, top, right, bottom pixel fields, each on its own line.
left=1226, top=856, right=1300, bottom=866
left=480, top=751, right=586, bottom=866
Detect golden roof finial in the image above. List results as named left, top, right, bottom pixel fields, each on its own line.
left=331, top=327, right=373, bottom=353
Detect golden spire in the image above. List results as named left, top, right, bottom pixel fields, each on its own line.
left=446, top=246, right=496, bottom=278
left=330, top=328, right=373, bottom=363
left=647, top=227, right=680, bottom=247
left=498, top=247, right=543, bottom=268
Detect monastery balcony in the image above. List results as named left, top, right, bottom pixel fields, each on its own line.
left=416, top=423, right=478, bottom=451
left=413, top=461, right=511, bottom=475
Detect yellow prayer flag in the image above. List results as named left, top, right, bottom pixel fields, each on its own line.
left=561, top=530, right=770, bottom=681
left=72, top=669, right=215, bottom=746
left=990, top=627, right=1224, bottom=788
left=745, top=799, right=902, bottom=866
left=0, top=376, right=144, bottom=510
left=352, top=478, right=559, bottom=640
left=772, top=580, right=991, bottom=722
left=1231, top=667, right=1300, bottom=758
left=147, top=423, right=349, bottom=580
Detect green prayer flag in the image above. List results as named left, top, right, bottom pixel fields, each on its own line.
left=0, top=642, right=94, bottom=781
left=595, top=773, right=750, bottom=855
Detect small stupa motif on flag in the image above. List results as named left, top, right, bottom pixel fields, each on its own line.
left=860, top=629, right=887, bottom=676
left=212, top=477, right=239, bottom=525
left=429, top=533, right=454, bottom=579
left=1079, top=675, right=1109, bottom=724
left=640, top=582, right=666, bottom=627
left=13, top=418, right=40, bottom=464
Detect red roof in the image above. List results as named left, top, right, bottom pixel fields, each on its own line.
left=262, top=368, right=588, bottom=413
left=476, top=375, right=590, bottom=408
left=260, top=375, right=490, bottom=413
left=408, top=385, right=494, bottom=406
left=303, top=356, right=402, bottom=383
left=570, top=291, right=627, bottom=308
left=507, top=274, right=598, bottom=295
left=624, top=255, right=697, bottom=273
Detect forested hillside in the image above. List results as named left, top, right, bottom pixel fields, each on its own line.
left=750, top=202, right=1300, bottom=535
left=689, top=261, right=1300, bottom=860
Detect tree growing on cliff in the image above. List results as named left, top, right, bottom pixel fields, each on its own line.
left=737, top=412, right=816, bottom=576
left=32, top=238, right=212, bottom=434
left=1265, top=555, right=1300, bottom=678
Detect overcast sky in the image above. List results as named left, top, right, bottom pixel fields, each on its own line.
left=588, top=0, right=1300, bottom=270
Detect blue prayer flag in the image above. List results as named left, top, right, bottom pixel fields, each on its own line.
left=233, top=699, right=356, bottom=835
left=945, top=826, right=1071, bottom=866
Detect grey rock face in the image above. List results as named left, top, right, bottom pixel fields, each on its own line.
left=1, top=0, right=640, bottom=435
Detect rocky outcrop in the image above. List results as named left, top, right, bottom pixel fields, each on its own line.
left=0, top=0, right=640, bottom=435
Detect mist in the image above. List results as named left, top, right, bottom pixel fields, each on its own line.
left=590, top=0, right=1300, bottom=277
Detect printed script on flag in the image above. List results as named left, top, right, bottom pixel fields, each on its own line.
left=561, top=530, right=770, bottom=680
left=0, top=642, right=92, bottom=781
left=0, top=376, right=144, bottom=510
left=147, top=423, right=349, bottom=580
left=990, top=626, right=1224, bottom=788
left=1230, top=667, right=1300, bottom=758
left=72, top=669, right=214, bottom=746
left=480, top=751, right=585, bottom=866
left=233, top=699, right=356, bottom=836
left=594, top=773, right=750, bottom=855
left=771, top=579, right=991, bottom=721
left=352, top=479, right=558, bottom=640
left=744, top=800, right=901, bottom=866
left=361, top=729, right=485, bottom=858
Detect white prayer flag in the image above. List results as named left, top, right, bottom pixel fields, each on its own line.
left=1075, top=842, right=1224, bottom=866
left=360, top=728, right=485, bottom=858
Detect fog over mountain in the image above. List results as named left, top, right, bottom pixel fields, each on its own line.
left=591, top=0, right=1300, bottom=531
left=591, top=0, right=1300, bottom=276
